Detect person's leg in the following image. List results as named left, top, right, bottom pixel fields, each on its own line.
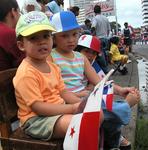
left=127, top=38, right=132, bottom=53
left=53, top=109, right=104, bottom=139
left=52, top=114, right=73, bottom=138
left=100, top=38, right=109, bottom=65
left=116, top=56, right=128, bottom=75
left=102, top=100, right=132, bottom=149
left=124, top=46, right=129, bottom=55
left=103, top=120, right=121, bottom=149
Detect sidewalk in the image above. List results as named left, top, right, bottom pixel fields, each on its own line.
left=110, top=53, right=139, bottom=149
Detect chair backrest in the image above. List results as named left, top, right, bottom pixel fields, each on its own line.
left=0, top=68, right=64, bottom=150
left=0, top=68, right=18, bottom=136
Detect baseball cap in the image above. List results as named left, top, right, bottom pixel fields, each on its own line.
left=78, top=35, right=101, bottom=53
left=16, top=11, right=56, bottom=37
left=50, top=11, right=80, bottom=33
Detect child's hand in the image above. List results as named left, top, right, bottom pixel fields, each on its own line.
left=125, top=89, right=140, bottom=107
left=73, top=100, right=87, bottom=114
left=76, top=90, right=90, bottom=98
left=118, top=86, right=136, bottom=98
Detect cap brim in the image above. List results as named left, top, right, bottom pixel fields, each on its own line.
left=53, top=25, right=80, bottom=34
left=20, top=24, right=56, bottom=36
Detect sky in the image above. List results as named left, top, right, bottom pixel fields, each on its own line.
left=16, top=0, right=143, bottom=29
left=109, top=0, right=143, bottom=29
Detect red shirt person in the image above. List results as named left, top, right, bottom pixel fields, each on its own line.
left=0, top=0, right=25, bottom=71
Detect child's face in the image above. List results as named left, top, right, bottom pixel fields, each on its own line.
left=17, top=30, right=53, bottom=61
left=54, top=29, right=80, bottom=53
left=81, top=48, right=97, bottom=63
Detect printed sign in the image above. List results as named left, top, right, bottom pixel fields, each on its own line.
left=85, top=0, right=115, bottom=19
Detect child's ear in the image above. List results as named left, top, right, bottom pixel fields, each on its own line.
left=17, top=41, right=25, bottom=51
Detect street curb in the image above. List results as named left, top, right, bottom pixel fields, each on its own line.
left=110, top=54, right=139, bottom=150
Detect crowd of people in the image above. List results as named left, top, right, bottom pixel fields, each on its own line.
left=0, top=0, right=140, bottom=150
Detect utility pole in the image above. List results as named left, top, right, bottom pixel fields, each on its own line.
left=64, top=0, right=71, bottom=10
left=114, top=0, right=118, bottom=35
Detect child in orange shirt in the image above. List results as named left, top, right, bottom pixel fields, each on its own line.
left=13, top=11, right=89, bottom=140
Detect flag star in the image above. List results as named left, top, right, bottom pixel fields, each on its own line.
left=70, top=127, right=75, bottom=138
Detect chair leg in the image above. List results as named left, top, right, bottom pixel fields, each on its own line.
left=1, top=141, right=13, bottom=150
left=0, top=123, right=13, bottom=150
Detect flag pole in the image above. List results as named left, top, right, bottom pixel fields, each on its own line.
left=114, top=0, right=118, bottom=35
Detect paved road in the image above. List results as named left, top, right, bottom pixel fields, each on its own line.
left=133, top=44, right=148, bottom=59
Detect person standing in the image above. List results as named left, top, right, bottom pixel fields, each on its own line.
left=122, top=22, right=133, bottom=53
left=91, top=5, right=111, bottom=73
left=81, top=19, right=92, bottom=35
left=0, top=0, right=25, bottom=71
left=21, top=0, right=42, bottom=14
left=70, top=6, right=80, bottom=17
left=91, top=5, right=111, bottom=38
left=46, top=0, right=63, bottom=14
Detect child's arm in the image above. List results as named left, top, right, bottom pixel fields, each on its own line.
left=31, top=90, right=88, bottom=116
left=83, top=56, right=101, bottom=85
left=75, top=90, right=90, bottom=98
left=113, top=84, right=140, bottom=99
left=60, top=89, right=82, bottom=104
left=31, top=100, right=81, bottom=116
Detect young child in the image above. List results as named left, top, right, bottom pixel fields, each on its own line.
left=109, top=36, right=129, bottom=75
left=50, top=11, right=140, bottom=149
left=75, top=34, right=105, bottom=80
left=76, top=34, right=139, bottom=149
left=13, top=11, right=90, bottom=141
left=50, top=11, right=101, bottom=98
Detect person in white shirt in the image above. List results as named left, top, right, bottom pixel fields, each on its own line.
left=21, top=0, right=41, bottom=14
left=91, top=5, right=111, bottom=73
left=46, top=0, right=63, bottom=14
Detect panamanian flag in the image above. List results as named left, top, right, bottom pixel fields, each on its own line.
left=63, top=69, right=114, bottom=150
left=102, top=80, right=114, bottom=112
left=92, top=60, right=105, bottom=80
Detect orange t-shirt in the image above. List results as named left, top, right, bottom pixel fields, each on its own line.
left=13, top=59, right=65, bottom=125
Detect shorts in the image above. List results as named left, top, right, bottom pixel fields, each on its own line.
left=22, top=115, right=61, bottom=141
left=124, top=38, right=132, bottom=46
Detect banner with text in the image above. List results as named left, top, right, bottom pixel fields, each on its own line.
left=85, top=0, right=115, bottom=20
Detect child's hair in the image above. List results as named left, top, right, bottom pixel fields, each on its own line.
left=84, top=19, right=91, bottom=25
left=50, top=11, right=80, bottom=33
left=0, top=0, right=18, bottom=21
left=110, top=36, right=120, bottom=45
left=75, top=45, right=88, bottom=52
left=77, top=34, right=101, bottom=53
left=16, top=35, right=23, bottom=42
